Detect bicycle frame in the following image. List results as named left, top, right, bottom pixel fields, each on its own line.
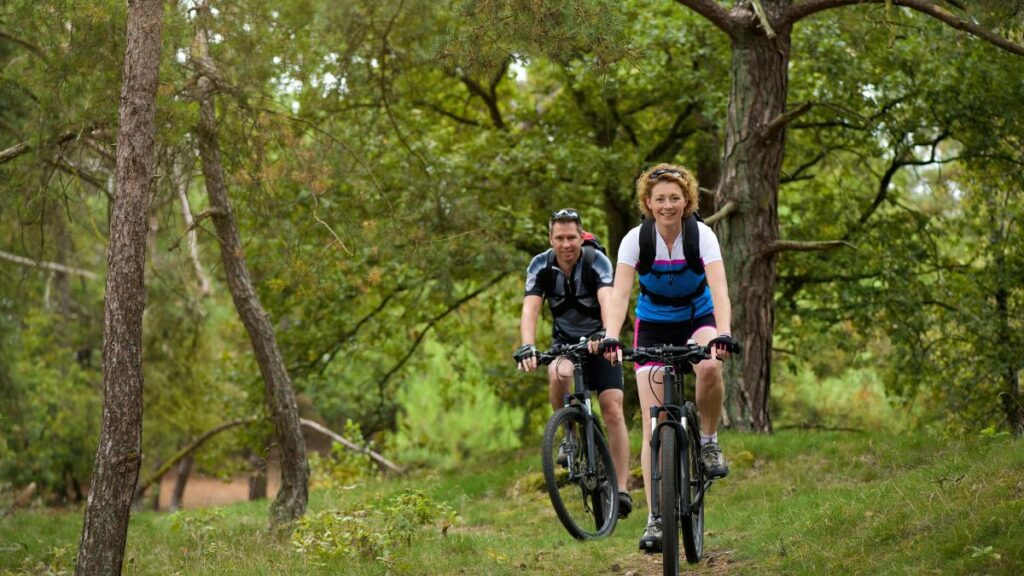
left=648, top=365, right=707, bottom=520
left=561, top=354, right=604, bottom=483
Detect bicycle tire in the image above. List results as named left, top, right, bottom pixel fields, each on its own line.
left=541, top=407, right=618, bottom=540
left=659, top=424, right=680, bottom=575
left=681, top=403, right=705, bottom=564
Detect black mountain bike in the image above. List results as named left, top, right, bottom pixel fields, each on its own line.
left=623, top=340, right=734, bottom=573
left=533, top=339, right=619, bottom=540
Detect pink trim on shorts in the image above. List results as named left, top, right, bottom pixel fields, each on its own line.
left=632, top=318, right=718, bottom=373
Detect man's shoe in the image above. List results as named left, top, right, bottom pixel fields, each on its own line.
left=700, top=441, right=729, bottom=479
left=617, top=491, right=633, bottom=519
left=638, top=517, right=662, bottom=553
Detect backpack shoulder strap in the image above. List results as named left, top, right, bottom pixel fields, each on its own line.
left=683, top=214, right=704, bottom=276
left=637, top=217, right=656, bottom=275
left=580, top=245, right=598, bottom=294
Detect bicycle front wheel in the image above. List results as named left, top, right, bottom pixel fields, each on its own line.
left=659, top=424, right=680, bottom=576
left=541, top=407, right=618, bottom=540
left=681, top=403, right=705, bottom=564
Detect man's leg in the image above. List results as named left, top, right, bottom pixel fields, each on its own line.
left=598, top=389, right=629, bottom=493
left=547, top=360, right=572, bottom=411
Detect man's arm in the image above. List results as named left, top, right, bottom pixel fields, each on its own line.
left=601, top=263, right=635, bottom=363
left=518, top=294, right=544, bottom=371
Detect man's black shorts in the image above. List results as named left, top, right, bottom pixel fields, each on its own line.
left=552, top=343, right=624, bottom=394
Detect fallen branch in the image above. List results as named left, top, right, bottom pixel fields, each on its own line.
left=300, top=418, right=404, bottom=475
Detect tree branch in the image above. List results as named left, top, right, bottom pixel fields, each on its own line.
left=133, top=417, right=261, bottom=500
left=300, top=418, right=404, bottom=474
left=761, top=101, right=814, bottom=140
left=788, top=0, right=1024, bottom=57
left=758, top=239, right=855, bottom=258
left=674, top=0, right=737, bottom=36
left=0, top=249, right=99, bottom=279
left=374, top=274, right=508, bottom=387
left=0, top=29, right=47, bottom=61
left=704, top=200, right=738, bottom=225
left=645, top=103, right=697, bottom=162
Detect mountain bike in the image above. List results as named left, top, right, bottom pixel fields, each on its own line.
left=533, top=338, right=619, bottom=539
left=623, top=340, right=734, bottom=573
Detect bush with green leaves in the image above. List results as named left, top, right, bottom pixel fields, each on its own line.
left=308, top=420, right=376, bottom=490
left=291, top=489, right=456, bottom=566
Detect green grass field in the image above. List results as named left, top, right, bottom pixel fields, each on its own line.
left=2, top=430, right=1021, bottom=575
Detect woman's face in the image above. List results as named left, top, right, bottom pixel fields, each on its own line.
left=645, top=181, right=687, bottom=225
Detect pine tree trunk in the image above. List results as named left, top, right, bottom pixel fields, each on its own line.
left=193, top=73, right=308, bottom=527
left=715, top=9, right=792, bottom=433
left=169, top=455, right=193, bottom=512
left=74, top=1, right=163, bottom=574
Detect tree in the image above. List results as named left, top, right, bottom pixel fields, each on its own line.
left=665, top=0, right=1024, bottom=431
left=190, top=2, right=309, bottom=527
left=75, top=0, right=163, bottom=574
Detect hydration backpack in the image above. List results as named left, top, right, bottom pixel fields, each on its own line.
left=539, top=230, right=606, bottom=320
left=635, top=213, right=707, bottom=309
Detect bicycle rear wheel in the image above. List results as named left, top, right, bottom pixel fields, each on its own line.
left=681, top=402, right=705, bottom=564
left=659, top=424, right=680, bottom=576
left=541, top=407, right=618, bottom=540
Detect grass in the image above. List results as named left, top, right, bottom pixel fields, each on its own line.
left=1, top=430, right=1021, bottom=575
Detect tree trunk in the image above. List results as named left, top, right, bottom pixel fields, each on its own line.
left=192, top=16, right=308, bottom=525
left=75, top=1, right=163, bottom=574
left=248, top=452, right=268, bottom=501
left=169, top=455, right=193, bottom=512
left=715, top=9, right=792, bottom=433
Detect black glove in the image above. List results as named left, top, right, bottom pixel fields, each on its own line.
left=709, top=334, right=740, bottom=354
left=513, top=344, right=537, bottom=363
left=598, top=337, right=621, bottom=355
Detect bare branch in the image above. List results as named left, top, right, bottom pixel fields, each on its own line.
left=705, top=200, right=738, bottom=225
left=674, top=0, right=738, bottom=36
left=758, top=239, right=855, bottom=258
left=133, top=417, right=260, bottom=500
left=300, top=419, right=404, bottom=474
left=751, top=0, right=778, bottom=38
left=762, top=101, right=814, bottom=140
left=788, top=0, right=1024, bottom=57
left=174, top=158, right=212, bottom=297
left=0, top=248, right=99, bottom=279
left=0, top=142, right=30, bottom=164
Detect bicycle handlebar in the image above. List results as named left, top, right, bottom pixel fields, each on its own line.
left=535, top=339, right=592, bottom=366
left=622, top=343, right=713, bottom=366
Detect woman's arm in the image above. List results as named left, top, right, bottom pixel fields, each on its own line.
left=703, top=260, right=733, bottom=357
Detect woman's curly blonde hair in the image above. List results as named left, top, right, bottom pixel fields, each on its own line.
left=635, top=163, right=700, bottom=219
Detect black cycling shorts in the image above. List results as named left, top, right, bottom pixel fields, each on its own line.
left=633, top=314, right=717, bottom=371
left=551, top=345, right=624, bottom=394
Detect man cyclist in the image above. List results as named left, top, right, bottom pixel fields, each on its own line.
left=515, top=208, right=632, bottom=519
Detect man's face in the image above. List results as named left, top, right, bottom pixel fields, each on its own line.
left=549, top=221, right=583, bottom=264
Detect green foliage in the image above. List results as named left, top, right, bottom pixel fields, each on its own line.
left=290, top=490, right=456, bottom=567
left=169, top=508, right=227, bottom=561
left=393, top=337, right=524, bottom=469
left=2, top=432, right=1022, bottom=575
left=308, top=421, right=375, bottom=490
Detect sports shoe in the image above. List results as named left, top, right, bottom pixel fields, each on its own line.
left=617, top=491, right=633, bottom=519
left=700, top=441, right=729, bottom=479
left=638, top=517, right=662, bottom=553
left=556, top=444, right=569, bottom=467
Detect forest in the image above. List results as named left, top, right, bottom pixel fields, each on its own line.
left=1, top=1, right=1022, bottom=574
